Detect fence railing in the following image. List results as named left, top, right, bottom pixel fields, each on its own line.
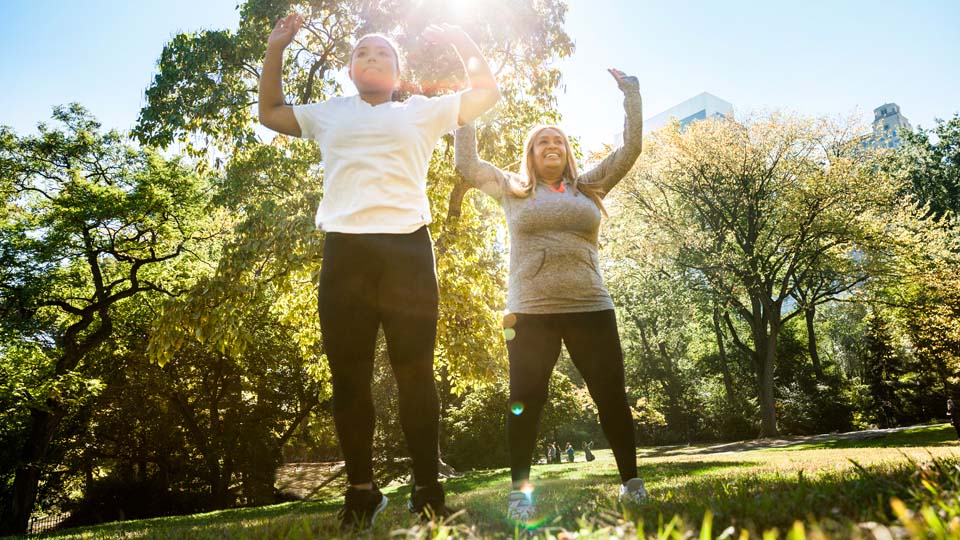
left=28, top=512, right=69, bottom=535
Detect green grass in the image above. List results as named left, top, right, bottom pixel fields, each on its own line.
left=11, top=424, right=960, bottom=540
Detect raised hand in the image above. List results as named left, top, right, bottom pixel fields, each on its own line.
left=267, top=13, right=303, bottom=50
left=608, top=68, right=639, bottom=92
left=422, top=23, right=467, bottom=46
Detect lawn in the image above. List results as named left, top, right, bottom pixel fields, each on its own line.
left=10, top=424, right=960, bottom=540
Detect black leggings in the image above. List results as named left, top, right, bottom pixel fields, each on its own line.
left=506, top=310, right=637, bottom=484
left=319, top=226, right=440, bottom=487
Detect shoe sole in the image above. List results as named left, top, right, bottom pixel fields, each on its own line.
left=370, top=494, right=388, bottom=525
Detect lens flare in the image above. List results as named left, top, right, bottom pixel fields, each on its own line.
left=503, top=328, right=516, bottom=341
left=503, top=312, right=517, bottom=328
left=510, top=401, right=525, bottom=416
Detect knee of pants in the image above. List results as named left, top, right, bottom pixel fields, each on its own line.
left=593, top=391, right=631, bottom=415
left=330, top=369, right=370, bottom=393
left=330, top=375, right=373, bottom=410
left=393, top=364, right=436, bottom=394
left=507, top=392, right=547, bottom=420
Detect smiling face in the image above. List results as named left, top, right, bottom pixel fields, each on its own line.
left=529, top=127, right=570, bottom=182
left=348, top=35, right=400, bottom=95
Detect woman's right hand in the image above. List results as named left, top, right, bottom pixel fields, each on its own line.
left=267, top=13, right=303, bottom=51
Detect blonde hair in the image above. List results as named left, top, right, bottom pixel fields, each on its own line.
left=509, top=125, right=607, bottom=216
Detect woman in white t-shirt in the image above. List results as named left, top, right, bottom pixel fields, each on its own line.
left=258, top=13, right=499, bottom=530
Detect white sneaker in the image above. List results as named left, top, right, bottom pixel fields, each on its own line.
left=506, top=489, right=536, bottom=521
left=619, top=477, right=648, bottom=504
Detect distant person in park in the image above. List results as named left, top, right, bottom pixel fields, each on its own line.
left=565, top=442, right=575, bottom=463
left=454, top=68, right=647, bottom=522
left=584, top=441, right=596, bottom=462
left=258, top=13, right=500, bottom=531
left=948, top=398, right=960, bottom=438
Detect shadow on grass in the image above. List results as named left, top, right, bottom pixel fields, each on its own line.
left=434, top=455, right=960, bottom=538
left=443, top=468, right=511, bottom=495
left=533, top=460, right=757, bottom=483
left=20, top=499, right=341, bottom=540
left=784, top=424, right=958, bottom=451
left=626, top=452, right=960, bottom=537
left=640, top=423, right=957, bottom=457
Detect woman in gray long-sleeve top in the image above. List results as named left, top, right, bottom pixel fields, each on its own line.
left=455, top=69, right=646, bottom=522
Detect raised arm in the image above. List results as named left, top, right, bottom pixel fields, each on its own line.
left=454, top=124, right=509, bottom=199
left=423, top=24, right=501, bottom=125
left=577, top=69, right=643, bottom=196
left=258, top=13, right=303, bottom=137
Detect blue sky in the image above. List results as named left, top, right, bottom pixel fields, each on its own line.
left=1, top=0, right=958, bottom=151
left=558, top=0, right=960, bottom=148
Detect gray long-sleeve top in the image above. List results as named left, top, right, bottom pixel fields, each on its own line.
left=454, top=77, right=642, bottom=314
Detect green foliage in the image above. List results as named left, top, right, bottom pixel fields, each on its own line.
left=442, top=371, right=584, bottom=470
left=894, top=113, right=960, bottom=220
left=772, top=321, right=856, bottom=435
left=604, top=259, right=708, bottom=443
left=57, top=293, right=325, bottom=520
left=0, top=104, right=216, bottom=534
left=610, top=113, right=927, bottom=436
left=860, top=311, right=908, bottom=428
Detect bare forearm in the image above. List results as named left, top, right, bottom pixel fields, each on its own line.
left=257, top=13, right=302, bottom=136
left=257, top=44, right=301, bottom=136
left=449, top=32, right=500, bottom=124
left=451, top=35, right=497, bottom=93
left=258, top=45, right=287, bottom=120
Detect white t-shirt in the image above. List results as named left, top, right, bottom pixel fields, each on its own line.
left=293, top=92, right=463, bottom=234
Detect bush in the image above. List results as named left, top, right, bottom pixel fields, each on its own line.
left=442, top=372, right=586, bottom=470
left=62, top=476, right=206, bottom=528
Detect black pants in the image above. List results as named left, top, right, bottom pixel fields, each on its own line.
left=319, top=226, right=440, bottom=487
left=506, top=310, right=637, bottom=484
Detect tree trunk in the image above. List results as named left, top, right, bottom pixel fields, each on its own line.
left=805, top=306, right=823, bottom=380
left=713, top=306, right=737, bottom=404
left=658, top=341, right=685, bottom=437
left=208, top=456, right=232, bottom=509
left=2, top=406, right=64, bottom=535
left=755, top=318, right=780, bottom=438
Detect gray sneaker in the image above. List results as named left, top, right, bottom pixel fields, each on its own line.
left=506, top=489, right=536, bottom=521
left=619, top=477, right=648, bottom=505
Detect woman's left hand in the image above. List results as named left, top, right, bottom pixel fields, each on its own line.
left=422, top=23, right=467, bottom=46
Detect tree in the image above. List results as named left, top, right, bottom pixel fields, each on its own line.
left=614, top=114, right=909, bottom=437
left=888, top=114, right=960, bottom=401
left=0, top=105, right=214, bottom=534
left=604, top=257, right=701, bottom=441
left=442, top=371, right=584, bottom=470
left=860, top=311, right=905, bottom=428
left=895, top=113, right=960, bottom=220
